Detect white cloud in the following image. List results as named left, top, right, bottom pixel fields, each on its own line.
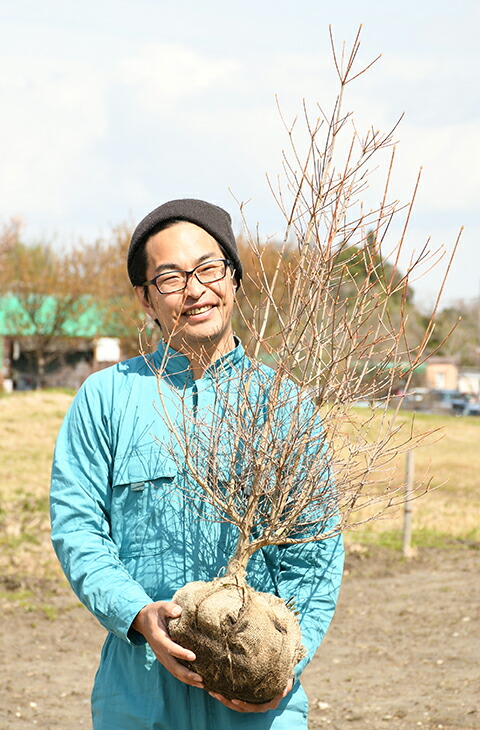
left=381, top=121, right=480, bottom=214
left=118, top=43, right=240, bottom=115
left=0, top=2, right=478, bottom=305
left=0, top=42, right=240, bottom=224
left=0, top=55, right=108, bottom=218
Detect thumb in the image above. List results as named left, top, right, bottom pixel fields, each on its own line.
left=163, top=601, right=182, bottom=619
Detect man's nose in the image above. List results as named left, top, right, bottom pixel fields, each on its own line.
left=184, top=272, right=206, bottom=297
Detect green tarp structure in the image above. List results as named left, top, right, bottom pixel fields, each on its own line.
left=0, top=294, right=129, bottom=338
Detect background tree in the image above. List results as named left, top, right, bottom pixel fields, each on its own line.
left=84, top=223, right=160, bottom=357
left=1, top=237, right=100, bottom=388
left=421, top=300, right=480, bottom=367
left=0, top=218, right=22, bottom=292
left=0, top=221, right=158, bottom=388
left=232, top=235, right=294, bottom=354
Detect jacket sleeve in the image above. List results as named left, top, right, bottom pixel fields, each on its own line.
left=276, top=529, right=344, bottom=683
left=49, top=374, right=152, bottom=644
left=271, top=394, right=344, bottom=683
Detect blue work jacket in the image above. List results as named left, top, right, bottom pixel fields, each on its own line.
left=50, top=340, right=344, bottom=729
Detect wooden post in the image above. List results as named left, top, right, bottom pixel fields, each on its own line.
left=403, top=450, right=414, bottom=557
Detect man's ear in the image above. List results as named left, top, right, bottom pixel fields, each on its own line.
left=134, top=285, right=156, bottom=320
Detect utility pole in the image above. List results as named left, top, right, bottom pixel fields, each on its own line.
left=403, top=450, right=414, bottom=558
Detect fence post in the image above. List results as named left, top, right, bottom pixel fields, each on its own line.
left=402, top=450, right=414, bottom=557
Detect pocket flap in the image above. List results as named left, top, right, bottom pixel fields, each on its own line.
left=112, top=445, right=177, bottom=487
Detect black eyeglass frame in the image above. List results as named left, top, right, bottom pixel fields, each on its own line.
left=143, top=258, right=233, bottom=294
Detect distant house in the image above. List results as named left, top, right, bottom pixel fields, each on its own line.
left=422, top=357, right=480, bottom=396
left=424, top=356, right=459, bottom=391
left=458, top=368, right=480, bottom=396
left=0, top=294, right=135, bottom=391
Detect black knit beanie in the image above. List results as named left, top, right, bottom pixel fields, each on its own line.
left=127, top=198, right=243, bottom=286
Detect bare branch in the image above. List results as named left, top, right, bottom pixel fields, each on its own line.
left=149, top=28, right=459, bottom=577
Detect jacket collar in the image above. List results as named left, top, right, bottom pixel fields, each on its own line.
left=153, top=336, right=247, bottom=383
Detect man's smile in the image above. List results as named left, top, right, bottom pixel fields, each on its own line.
left=182, top=305, right=215, bottom=318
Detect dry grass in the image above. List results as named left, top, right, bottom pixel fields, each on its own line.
left=0, top=391, right=478, bottom=585
left=345, top=407, right=480, bottom=546
left=0, top=390, right=74, bottom=581
left=0, top=390, right=73, bottom=494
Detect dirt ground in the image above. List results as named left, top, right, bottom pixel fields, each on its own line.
left=0, top=545, right=478, bottom=730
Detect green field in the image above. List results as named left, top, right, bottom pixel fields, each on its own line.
left=0, top=391, right=479, bottom=588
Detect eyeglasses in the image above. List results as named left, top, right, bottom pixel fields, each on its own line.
left=143, top=258, right=233, bottom=294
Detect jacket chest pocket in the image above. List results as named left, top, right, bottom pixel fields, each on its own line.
left=110, top=449, right=180, bottom=558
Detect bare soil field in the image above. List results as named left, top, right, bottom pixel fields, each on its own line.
left=1, top=545, right=478, bottom=730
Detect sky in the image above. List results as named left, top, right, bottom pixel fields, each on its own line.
left=1, top=0, right=478, bottom=310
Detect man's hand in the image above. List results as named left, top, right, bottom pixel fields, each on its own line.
left=208, top=676, right=294, bottom=713
left=132, top=601, right=204, bottom=689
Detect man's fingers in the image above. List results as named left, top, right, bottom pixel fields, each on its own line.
left=157, top=605, right=197, bottom=663
left=165, top=636, right=197, bottom=663
left=209, top=678, right=293, bottom=713
left=161, top=601, right=182, bottom=619
left=133, top=600, right=203, bottom=688
left=173, top=664, right=204, bottom=688
left=159, top=653, right=204, bottom=688
left=152, top=624, right=198, bottom=664
left=154, top=605, right=203, bottom=686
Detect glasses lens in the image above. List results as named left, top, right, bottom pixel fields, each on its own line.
left=196, top=261, right=226, bottom=284
left=155, top=260, right=228, bottom=293
left=156, top=272, right=185, bottom=293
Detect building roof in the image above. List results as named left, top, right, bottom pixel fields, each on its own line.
left=0, top=294, right=128, bottom=338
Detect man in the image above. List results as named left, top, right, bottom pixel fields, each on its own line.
left=50, top=198, right=344, bottom=729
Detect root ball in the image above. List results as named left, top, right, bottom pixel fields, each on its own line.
left=168, top=577, right=306, bottom=703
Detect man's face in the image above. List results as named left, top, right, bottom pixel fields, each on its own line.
left=135, top=221, right=236, bottom=357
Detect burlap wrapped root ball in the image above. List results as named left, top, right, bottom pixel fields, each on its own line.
left=167, top=576, right=306, bottom=703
